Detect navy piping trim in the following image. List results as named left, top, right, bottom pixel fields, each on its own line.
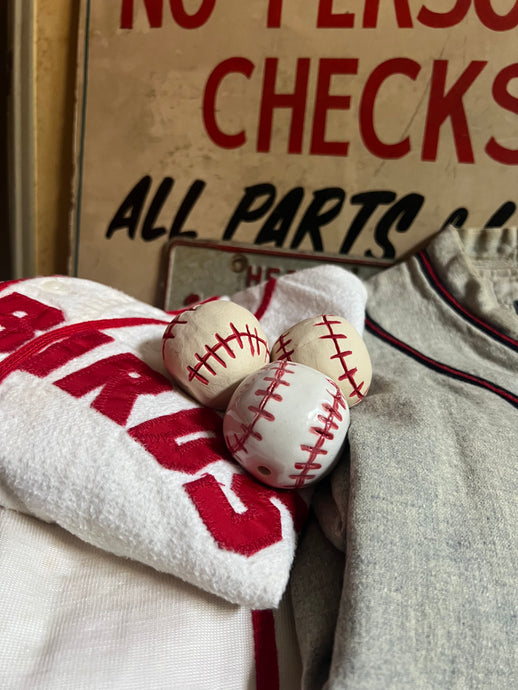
left=365, top=314, right=518, bottom=409
left=417, top=250, right=518, bottom=353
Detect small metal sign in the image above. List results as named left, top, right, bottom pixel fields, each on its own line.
left=162, top=238, right=392, bottom=311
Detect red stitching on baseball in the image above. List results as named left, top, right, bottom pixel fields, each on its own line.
left=162, top=305, right=201, bottom=360
left=185, top=322, right=269, bottom=385
left=164, top=317, right=189, bottom=338
left=274, top=332, right=294, bottom=360
left=315, top=315, right=366, bottom=403
left=290, top=381, right=346, bottom=488
left=162, top=316, right=188, bottom=360
left=215, top=333, right=237, bottom=358
left=226, top=360, right=295, bottom=454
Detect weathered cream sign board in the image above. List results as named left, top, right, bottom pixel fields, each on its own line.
left=71, top=0, right=518, bottom=304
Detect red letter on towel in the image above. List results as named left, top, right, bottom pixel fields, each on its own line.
left=19, top=330, right=113, bottom=377
left=55, top=353, right=172, bottom=425
left=184, top=473, right=308, bottom=555
left=129, top=407, right=229, bottom=473
left=0, top=293, right=64, bottom=352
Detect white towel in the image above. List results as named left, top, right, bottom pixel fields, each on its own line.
left=0, top=267, right=366, bottom=608
left=232, top=264, right=367, bottom=342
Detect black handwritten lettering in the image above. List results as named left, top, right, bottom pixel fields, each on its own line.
left=141, top=177, right=173, bottom=240
left=340, top=192, right=396, bottom=253
left=366, top=193, right=424, bottom=259
left=106, top=176, right=517, bottom=261
left=223, top=184, right=276, bottom=240
left=169, top=180, right=205, bottom=239
left=106, top=176, right=203, bottom=241
left=440, top=208, right=469, bottom=231
left=255, top=188, right=304, bottom=246
left=485, top=202, right=516, bottom=228
left=291, top=188, right=345, bottom=251
left=106, top=176, right=151, bottom=239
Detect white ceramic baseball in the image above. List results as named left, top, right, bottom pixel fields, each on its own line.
left=223, top=360, right=350, bottom=489
left=162, top=300, right=270, bottom=409
left=271, top=314, right=372, bottom=407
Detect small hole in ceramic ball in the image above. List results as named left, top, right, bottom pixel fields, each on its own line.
left=257, top=465, right=272, bottom=476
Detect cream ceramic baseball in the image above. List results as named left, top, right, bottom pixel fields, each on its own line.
left=223, top=360, right=350, bottom=489
left=162, top=300, right=270, bottom=409
left=271, top=314, right=372, bottom=407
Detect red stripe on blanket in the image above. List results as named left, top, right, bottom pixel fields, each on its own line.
left=252, top=609, right=280, bottom=690
left=254, top=278, right=277, bottom=321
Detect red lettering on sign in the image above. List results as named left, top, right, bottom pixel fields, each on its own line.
left=417, top=0, right=470, bottom=28
left=310, top=58, right=358, bottom=156
left=121, top=0, right=518, bottom=31
left=474, top=0, right=518, bottom=31
left=203, top=57, right=254, bottom=149
left=120, top=0, right=215, bottom=29
left=247, top=265, right=265, bottom=286
left=129, top=407, right=229, bottom=472
left=0, top=292, right=64, bottom=352
left=266, top=267, right=281, bottom=280
left=184, top=472, right=307, bottom=556
left=317, top=0, right=354, bottom=27
left=360, top=58, right=421, bottom=159
left=169, top=0, right=215, bottom=29
left=203, top=54, right=516, bottom=165
left=266, top=0, right=283, bottom=27
left=422, top=60, right=487, bottom=163
left=486, top=64, right=518, bottom=165
left=363, top=0, right=412, bottom=28
left=20, top=330, right=113, bottom=377
left=246, top=265, right=284, bottom=286
left=121, top=0, right=163, bottom=28
left=257, top=57, right=310, bottom=154
left=55, top=353, right=173, bottom=425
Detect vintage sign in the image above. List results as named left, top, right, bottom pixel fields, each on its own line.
left=71, top=1, right=518, bottom=304
left=161, top=237, right=390, bottom=309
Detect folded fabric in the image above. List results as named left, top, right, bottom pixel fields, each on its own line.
left=0, top=267, right=366, bottom=608
left=232, top=265, right=368, bottom=342
left=291, top=227, right=518, bottom=688
left=0, top=506, right=302, bottom=690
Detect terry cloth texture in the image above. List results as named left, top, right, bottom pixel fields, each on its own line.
left=231, top=264, right=368, bottom=342
left=0, top=266, right=366, bottom=610
left=290, top=226, right=518, bottom=689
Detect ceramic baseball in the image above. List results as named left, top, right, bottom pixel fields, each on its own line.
left=271, top=314, right=372, bottom=407
left=162, top=300, right=270, bottom=409
left=223, top=360, right=350, bottom=489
